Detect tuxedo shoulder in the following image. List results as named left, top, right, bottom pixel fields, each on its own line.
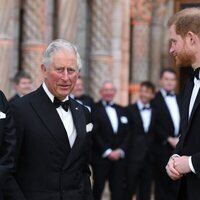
left=0, top=90, right=8, bottom=110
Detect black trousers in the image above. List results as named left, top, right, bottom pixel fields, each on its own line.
left=126, top=154, right=154, bottom=200
left=154, top=146, right=179, bottom=200
left=92, top=158, right=126, bottom=200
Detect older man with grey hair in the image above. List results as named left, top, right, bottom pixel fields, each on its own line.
left=4, top=39, right=93, bottom=200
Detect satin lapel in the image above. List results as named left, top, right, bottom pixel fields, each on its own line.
left=182, top=80, right=194, bottom=130
left=148, top=108, right=155, bottom=134
left=100, top=102, right=114, bottom=133
left=63, top=99, right=86, bottom=169
left=30, top=86, right=70, bottom=153
left=179, top=79, right=194, bottom=147
left=188, top=86, right=200, bottom=129
left=157, top=92, right=175, bottom=129
left=135, top=105, right=145, bottom=134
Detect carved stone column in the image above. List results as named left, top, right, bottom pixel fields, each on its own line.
left=130, top=0, right=153, bottom=83
left=150, top=0, right=168, bottom=86
left=111, top=0, right=130, bottom=105
left=21, top=0, right=53, bottom=88
left=89, top=0, right=112, bottom=101
left=0, top=0, right=15, bottom=96
left=56, top=0, right=90, bottom=92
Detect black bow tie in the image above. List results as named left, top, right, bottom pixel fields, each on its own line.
left=142, top=106, right=151, bottom=110
left=193, top=68, right=200, bottom=80
left=53, top=97, right=69, bottom=112
left=166, top=91, right=175, bottom=97
left=105, top=101, right=114, bottom=107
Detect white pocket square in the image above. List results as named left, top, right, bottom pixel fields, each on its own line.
left=86, top=123, right=93, bottom=132
left=120, top=116, right=128, bottom=124
left=0, top=111, right=6, bottom=119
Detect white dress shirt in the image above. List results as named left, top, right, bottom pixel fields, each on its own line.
left=43, top=83, right=77, bottom=147
left=137, top=100, right=152, bottom=133
left=161, top=89, right=180, bottom=136
left=101, top=101, right=125, bottom=158
left=103, top=101, right=118, bottom=134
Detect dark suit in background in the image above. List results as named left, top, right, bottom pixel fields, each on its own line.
left=74, top=95, right=94, bottom=111
left=0, top=91, right=16, bottom=199
left=153, top=90, right=181, bottom=200
left=4, top=86, right=92, bottom=200
left=91, top=101, right=129, bottom=200
left=8, top=94, right=20, bottom=104
left=125, top=102, right=155, bottom=200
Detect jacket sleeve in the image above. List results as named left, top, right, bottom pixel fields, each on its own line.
left=0, top=91, right=16, bottom=188
left=3, top=100, right=26, bottom=200
left=82, top=106, right=93, bottom=200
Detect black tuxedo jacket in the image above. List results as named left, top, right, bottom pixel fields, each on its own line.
left=152, top=91, right=181, bottom=147
left=175, top=78, right=200, bottom=200
left=9, top=94, right=20, bottom=104
left=0, top=91, right=15, bottom=195
left=5, top=86, right=92, bottom=200
left=75, top=95, right=94, bottom=109
left=126, top=103, right=155, bottom=162
left=91, top=101, right=129, bottom=162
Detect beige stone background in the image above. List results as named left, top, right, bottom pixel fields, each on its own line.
left=0, top=0, right=176, bottom=105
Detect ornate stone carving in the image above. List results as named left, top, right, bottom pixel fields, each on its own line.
left=90, top=0, right=112, bottom=100
left=21, top=0, right=53, bottom=88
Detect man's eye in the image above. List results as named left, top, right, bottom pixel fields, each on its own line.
left=56, top=68, right=64, bottom=73
left=67, top=68, right=76, bottom=74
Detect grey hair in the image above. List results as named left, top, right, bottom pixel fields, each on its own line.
left=42, top=39, right=82, bottom=70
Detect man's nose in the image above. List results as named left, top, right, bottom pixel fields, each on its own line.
left=61, top=70, right=70, bottom=80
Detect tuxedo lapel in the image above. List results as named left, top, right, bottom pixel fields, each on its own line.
left=148, top=109, right=155, bottom=134
left=157, top=92, right=174, bottom=128
left=179, top=79, right=194, bottom=148
left=63, top=99, right=86, bottom=169
left=30, top=86, right=71, bottom=153
left=135, top=105, right=146, bottom=134
left=100, top=102, right=115, bottom=133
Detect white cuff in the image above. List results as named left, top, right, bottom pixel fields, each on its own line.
left=189, top=156, right=196, bottom=174
left=119, top=149, right=125, bottom=158
left=102, top=148, right=112, bottom=158
left=172, top=154, right=180, bottom=158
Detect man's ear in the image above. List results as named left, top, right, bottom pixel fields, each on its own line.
left=41, top=64, right=47, bottom=78
left=187, top=31, right=197, bottom=45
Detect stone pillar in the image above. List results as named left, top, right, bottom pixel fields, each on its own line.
left=111, top=0, right=130, bottom=105
left=130, top=0, right=153, bottom=83
left=56, top=0, right=90, bottom=93
left=89, top=0, right=112, bottom=101
left=150, top=0, right=168, bottom=86
left=0, top=0, right=15, bottom=96
left=21, top=0, right=53, bottom=88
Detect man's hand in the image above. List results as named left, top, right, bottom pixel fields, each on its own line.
left=166, top=156, right=183, bottom=180
left=167, top=137, right=179, bottom=149
left=107, top=149, right=121, bottom=161
left=173, top=156, right=191, bottom=174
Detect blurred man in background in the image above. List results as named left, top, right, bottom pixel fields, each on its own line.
left=153, top=68, right=181, bottom=200
left=9, top=71, right=32, bottom=103
left=71, top=77, right=94, bottom=111
left=126, top=81, right=156, bottom=200
left=91, top=81, right=129, bottom=200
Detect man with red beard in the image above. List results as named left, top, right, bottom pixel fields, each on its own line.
left=166, top=8, right=200, bottom=200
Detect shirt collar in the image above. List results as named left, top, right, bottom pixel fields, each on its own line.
left=102, top=100, right=114, bottom=107
left=160, top=88, right=175, bottom=97
left=137, top=100, right=150, bottom=110
left=42, top=83, right=69, bottom=103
